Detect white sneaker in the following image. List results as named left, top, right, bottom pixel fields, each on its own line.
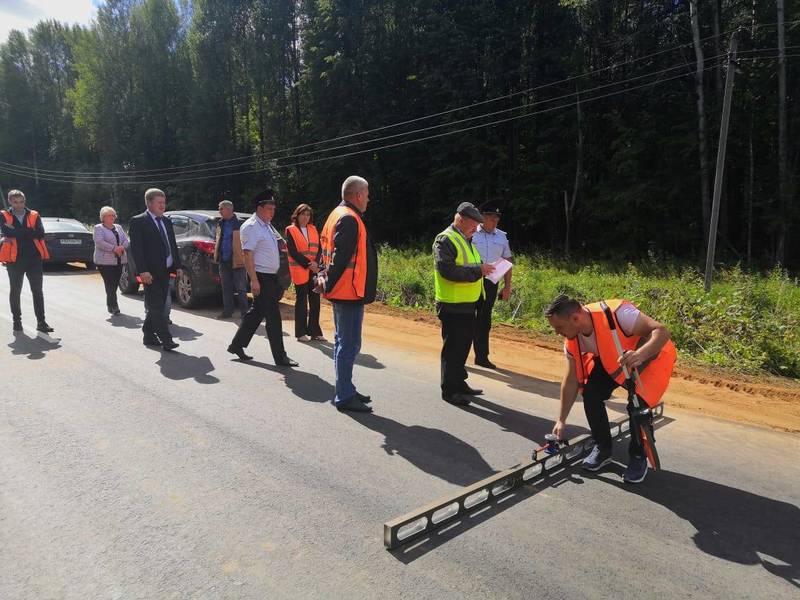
left=297, top=335, right=311, bottom=342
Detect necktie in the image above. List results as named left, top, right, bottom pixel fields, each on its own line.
left=156, top=217, right=171, bottom=257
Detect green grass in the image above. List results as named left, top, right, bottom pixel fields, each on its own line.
left=376, top=245, right=800, bottom=379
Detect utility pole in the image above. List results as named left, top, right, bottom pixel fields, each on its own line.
left=704, top=31, right=739, bottom=293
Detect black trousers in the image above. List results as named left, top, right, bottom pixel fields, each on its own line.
left=97, top=264, right=122, bottom=309
left=583, top=365, right=644, bottom=457
left=438, top=310, right=476, bottom=398
left=294, top=280, right=322, bottom=338
left=473, top=278, right=498, bottom=360
left=7, top=256, right=45, bottom=323
left=231, top=272, right=287, bottom=362
left=142, top=272, right=172, bottom=342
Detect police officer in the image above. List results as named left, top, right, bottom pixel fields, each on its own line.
left=471, top=201, right=512, bottom=369
left=434, top=202, right=495, bottom=406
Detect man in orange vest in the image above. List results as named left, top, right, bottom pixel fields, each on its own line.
left=1, top=189, right=53, bottom=333
left=318, top=175, right=378, bottom=413
left=545, top=294, right=676, bottom=483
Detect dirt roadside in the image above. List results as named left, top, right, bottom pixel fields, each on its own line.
left=303, top=299, right=800, bottom=434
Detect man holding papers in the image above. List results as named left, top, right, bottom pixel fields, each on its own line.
left=471, top=201, right=513, bottom=369
left=433, top=202, right=496, bottom=406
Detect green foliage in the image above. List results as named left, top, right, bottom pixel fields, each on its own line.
left=0, top=0, right=798, bottom=268
left=377, top=247, right=800, bottom=379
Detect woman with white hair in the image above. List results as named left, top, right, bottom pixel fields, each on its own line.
left=93, top=206, right=129, bottom=315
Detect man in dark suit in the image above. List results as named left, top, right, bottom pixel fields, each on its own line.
left=128, top=188, right=181, bottom=351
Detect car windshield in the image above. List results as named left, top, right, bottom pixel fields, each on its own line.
left=43, top=221, right=88, bottom=233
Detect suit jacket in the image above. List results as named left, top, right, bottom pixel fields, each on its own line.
left=128, top=211, right=181, bottom=278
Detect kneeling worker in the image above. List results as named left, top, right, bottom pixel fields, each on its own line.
left=434, top=202, right=495, bottom=406
left=545, top=294, right=676, bottom=483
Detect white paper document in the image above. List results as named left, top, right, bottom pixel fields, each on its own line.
left=486, top=258, right=512, bottom=284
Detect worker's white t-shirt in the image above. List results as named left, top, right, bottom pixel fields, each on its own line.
left=566, top=303, right=641, bottom=357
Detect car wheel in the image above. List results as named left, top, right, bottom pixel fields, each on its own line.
left=118, top=263, right=139, bottom=295
left=175, top=269, right=201, bottom=308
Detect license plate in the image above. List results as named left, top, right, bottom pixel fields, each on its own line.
left=60, top=239, right=82, bottom=245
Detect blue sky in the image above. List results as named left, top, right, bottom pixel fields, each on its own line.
left=0, top=0, right=100, bottom=43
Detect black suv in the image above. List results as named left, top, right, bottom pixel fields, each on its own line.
left=119, top=210, right=250, bottom=308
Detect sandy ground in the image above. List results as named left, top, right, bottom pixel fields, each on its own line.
left=300, top=299, right=800, bottom=434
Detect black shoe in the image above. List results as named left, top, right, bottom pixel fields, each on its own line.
left=13, top=320, right=22, bottom=332
left=143, top=336, right=162, bottom=346
left=161, top=340, right=179, bottom=351
left=355, top=391, right=372, bottom=404
left=275, top=356, right=299, bottom=367
left=443, top=393, right=472, bottom=406
left=474, top=358, right=497, bottom=369
left=216, top=312, right=233, bottom=320
left=36, top=322, right=54, bottom=333
left=460, top=386, right=483, bottom=396
left=336, top=397, right=373, bottom=413
left=227, top=344, right=253, bottom=361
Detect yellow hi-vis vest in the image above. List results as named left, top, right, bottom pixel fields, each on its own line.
left=434, top=227, right=484, bottom=303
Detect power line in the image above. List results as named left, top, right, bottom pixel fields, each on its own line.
left=3, top=46, right=785, bottom=182
left=0, top=52, right=791, bottom=187
left=4, top=20, right=792, bottom=179
left=0, top=60, right=739, bottom=186
left=0, top=54, right=736, bottom=181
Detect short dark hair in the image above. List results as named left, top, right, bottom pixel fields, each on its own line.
left=544, top=294, right=582, bottom=318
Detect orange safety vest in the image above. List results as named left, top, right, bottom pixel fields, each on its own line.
left=0, top=209, right=50, bottom=263
left=564, top=299, right=676, bottom=408
left=285, top=224, right=320, bottom=285
left=320, top=205, right=367, bottom=301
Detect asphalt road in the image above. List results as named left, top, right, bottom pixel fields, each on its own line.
left=1, top=266, right=798, bottom=599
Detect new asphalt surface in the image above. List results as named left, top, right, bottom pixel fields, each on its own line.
left=1, top=266, right=798, bottom=599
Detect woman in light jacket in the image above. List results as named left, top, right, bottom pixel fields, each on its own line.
left=93, top=206, right=129, bottom=315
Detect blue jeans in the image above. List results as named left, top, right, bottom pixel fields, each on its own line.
left=332, top=301, right=364, bottom=405
left=219, top=261, right=248, bottom=317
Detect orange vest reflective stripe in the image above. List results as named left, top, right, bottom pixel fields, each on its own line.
left=320, top=205, right=367, bottom=301
left=564, top=299, right=676, bottom=407
left=0, top=209, right=50, bottom=263
left=285, top=224, right=320, bottom=285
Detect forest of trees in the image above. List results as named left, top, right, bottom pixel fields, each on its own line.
left=0, top=0, right=798, bottom=269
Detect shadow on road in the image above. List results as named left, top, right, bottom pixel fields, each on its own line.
left=346, top=412, right=496, bottom=486
left=42, top=262, right=94, bottom=276
left=309, top=339, right=385, bottom=370
left=466, top=365, right=560, bottom=399
left=240, top=360, right=335, bottom=403
left=170, top=323, right=203, bottom=342
left=7, top=332, right=61, bottom=359
left=598, top=465, right=800, bottom=589
left=152, top=350, right=219, bottom=384
left=462, top=396, right=584, bottom=444
left=106, top=314, right=144, bottom=329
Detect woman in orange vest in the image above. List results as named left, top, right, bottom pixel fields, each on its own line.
left=544, top=294, right=676, bottom=484
left=285, top=203, right=324, bottom=341
left=0, top=189, right=53, bottom=333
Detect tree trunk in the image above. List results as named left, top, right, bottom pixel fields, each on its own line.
left=564, top=89, right=583, bottom=256
left=776, top=0, right=788, bottom=264
left=747, top=130, right=754, bottom=265
left=690, top=0, right=712, bottom=249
